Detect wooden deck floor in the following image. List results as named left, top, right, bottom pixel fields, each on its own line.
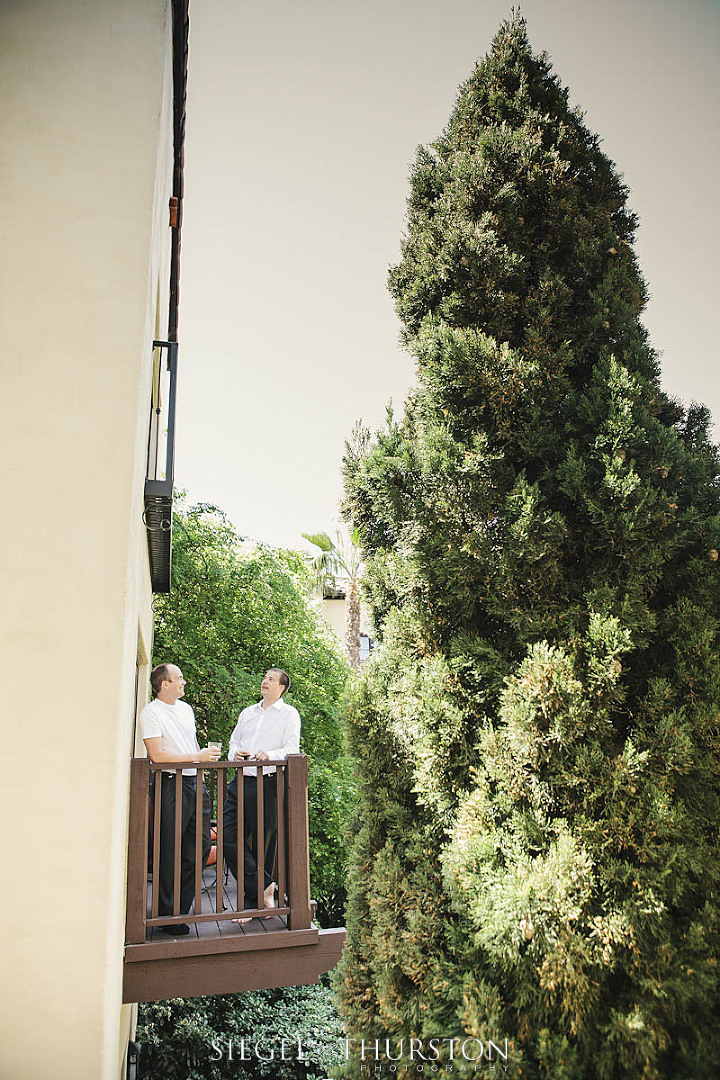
left=145, top=865, right=290, bottom=943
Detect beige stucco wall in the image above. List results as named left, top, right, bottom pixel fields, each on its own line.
left=322, top=596, right=372, bottom=647
left=0, top=2, right=174, bottom=1077
left=322, top=597, right=349, bottom=643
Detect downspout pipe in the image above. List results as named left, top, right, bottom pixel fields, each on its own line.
left=168, top=0, right=189, bottom=344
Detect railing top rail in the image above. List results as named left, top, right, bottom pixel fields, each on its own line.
left=139, top=756, right=304, bottom=770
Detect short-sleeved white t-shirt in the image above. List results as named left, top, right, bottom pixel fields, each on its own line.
left=140, top=697, right=199, bottom=775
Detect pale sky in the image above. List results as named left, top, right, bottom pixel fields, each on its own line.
left=175, top=0, right=719, bottom=551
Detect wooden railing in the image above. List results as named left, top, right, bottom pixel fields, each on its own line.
left=125, top=755, right=312, bottom=945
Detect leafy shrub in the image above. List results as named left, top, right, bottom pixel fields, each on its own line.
left=137, top=983, right=345, bottom=1080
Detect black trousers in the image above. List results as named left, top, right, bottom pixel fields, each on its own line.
left=222, top=773, right=277, bottom=910
left=156, top=774, right=211, bottom=917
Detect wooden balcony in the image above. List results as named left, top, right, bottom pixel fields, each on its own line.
left=124, top=755, right=345, bottom=1003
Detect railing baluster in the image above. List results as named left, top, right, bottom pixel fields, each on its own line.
left=216, top=768, right=225, bottom=916
left=151, top=770, right=162, bottom=920
left=276, top=764, right=286, bottom=914
left=238, top=766, right=244, bottom=914
left=194, top=767, right=204, bottom=921
left=256, top=766, right=265, bottom=911
left=173, top=769, right=182, bottom=915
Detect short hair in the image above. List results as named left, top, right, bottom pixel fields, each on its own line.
left=271, top=668, right=290, bottom=695
left=150, top=663, right=174, bottom=695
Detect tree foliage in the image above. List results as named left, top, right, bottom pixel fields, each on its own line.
left=153, top=499, right=354, bottom=922
left=337, top=15, right=720, bottom=1079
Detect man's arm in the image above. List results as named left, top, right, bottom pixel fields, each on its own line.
left=143, top=737, right=218, bottom=764
left=228, top=709, right=251, bottom=762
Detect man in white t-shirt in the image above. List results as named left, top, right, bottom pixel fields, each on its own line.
left=223, top=668, right=301, bottom=917
left=140, top=663, right=220, bottom=936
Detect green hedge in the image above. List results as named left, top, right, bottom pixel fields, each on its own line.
left=137, top=984, right=345, bottom=1080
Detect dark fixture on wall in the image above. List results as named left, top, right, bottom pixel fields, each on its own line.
left=143, top=339, right=177, bottom=592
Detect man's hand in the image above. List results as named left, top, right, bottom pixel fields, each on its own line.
left=255, top=749, right=270, bottom=761
left=198, top=747, right=220, bottom=762
left=233, top=749, right=250, bottom=762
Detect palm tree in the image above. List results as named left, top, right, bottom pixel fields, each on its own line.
left=303, top=528, right=363, bottom=669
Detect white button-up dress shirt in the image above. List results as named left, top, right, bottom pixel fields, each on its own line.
left=228, top=697, right=301, bottom=774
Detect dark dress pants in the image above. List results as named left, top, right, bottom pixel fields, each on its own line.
left=157, top=773, right=211, bottom=917
left=222, top=772, right=277, bottom=909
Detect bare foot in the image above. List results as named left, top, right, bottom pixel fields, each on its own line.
left=262, top=881, right=278, bottom=919
left=264, top=882, right=277, bottom=907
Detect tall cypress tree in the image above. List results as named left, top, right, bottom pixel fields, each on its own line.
left=337, top=15, right=720, bottom=1079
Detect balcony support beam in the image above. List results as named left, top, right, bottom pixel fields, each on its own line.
left=123, top=927, right=345, bottom=1003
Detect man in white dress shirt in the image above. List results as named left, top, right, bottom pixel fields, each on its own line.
left=140, top=663, right=220, bottom=935
left=223, top=668, right=301, bottom=915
